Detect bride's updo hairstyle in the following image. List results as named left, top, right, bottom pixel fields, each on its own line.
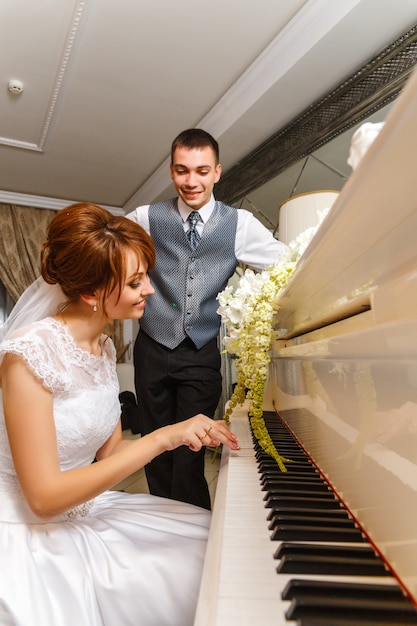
left=41, top=202, right=155, bottom=309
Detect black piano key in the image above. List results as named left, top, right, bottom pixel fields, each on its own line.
left=269, top=514, right=356, bottom=530
left=265, top=494, right=345, bottom=510
left=286, top=596, right=417, bottom=622
left=257, top=461, right=313, bottom=471
left=261, top=461, right=317, bottom=471
left=268, top=506, right=351, bottom=522
left=263, top=481, right=332, bottom=493
left=259, top=464, right=318, bottom=476
left=256, top=451, right=310, bottom=461
left=271, top=523, right=365, bottom=543
left=257, top=444, right=303, bottom=457
left=278, top=554, right=389, bottom=576
left=261, top=479, right=326, bottom=491
left=282, top=579, right=408, bottom=601
left=263, top=444, right=298, bottom=450
left=258, top=437, right=301, bottom=444
left=275, top=542, right=377, bottom=561
left=266, top=445, right=305, bottom=452
left=261, top=471, right=321, bottom=483
left=266, top=447, right=303, bottom=454
left=264, top=466, right=321, bottom=478
left=264, top=485, right=329, bottom=497
left=258, top=460, right=315, bottom=468
left=261, top=466, right=319, bottom=477
left=296, top=618, right=417, bottom=626
left=261, top=468, right=319, bottom=480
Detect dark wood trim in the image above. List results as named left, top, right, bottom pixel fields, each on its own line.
left=216, top=25, right=417, bottom=205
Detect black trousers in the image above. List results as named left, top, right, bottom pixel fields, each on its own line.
left=134, top=329, right=222, bottom=510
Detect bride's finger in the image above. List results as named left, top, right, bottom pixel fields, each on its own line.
left=208, top=427, right=239, bottom=450
left=187, top=431, right=208, bottom=451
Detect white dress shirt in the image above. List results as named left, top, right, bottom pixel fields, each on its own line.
left=126, top=194, right=287, bottom=271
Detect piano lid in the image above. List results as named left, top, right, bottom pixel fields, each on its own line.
left=274, top=64, right=417, bottom=340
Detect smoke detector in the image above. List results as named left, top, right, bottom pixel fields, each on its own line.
left=8, top=79, right=24, bottom=95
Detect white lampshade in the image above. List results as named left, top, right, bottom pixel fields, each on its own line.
left=278, top=190, right=339, bottom=244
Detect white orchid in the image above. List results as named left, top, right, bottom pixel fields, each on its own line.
left=217, top=208, right=329, bottom=468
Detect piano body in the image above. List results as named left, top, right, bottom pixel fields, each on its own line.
left=195, top=65, right=417, bottom=624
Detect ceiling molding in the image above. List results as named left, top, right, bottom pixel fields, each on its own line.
left=0, top=138, right=41, bottom=152
left=38, top=0, right=87, bottom=150
left=0, top=0, right=87, bottom=152
left=0, top=190, right=122, bottom=214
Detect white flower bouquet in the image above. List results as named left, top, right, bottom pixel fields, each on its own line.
left=217, top=211, right=329, bottom=469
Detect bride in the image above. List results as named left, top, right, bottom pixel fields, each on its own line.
left=0, top=202, right=239, bottom=626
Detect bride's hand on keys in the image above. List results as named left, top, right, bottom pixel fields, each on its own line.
left=163, top=415, right=240, bottom=452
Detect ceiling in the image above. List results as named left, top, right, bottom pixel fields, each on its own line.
left=1, top=0, right=417, bottom=229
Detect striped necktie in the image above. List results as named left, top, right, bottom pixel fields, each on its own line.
left=187, top=211, right=201, bottom=249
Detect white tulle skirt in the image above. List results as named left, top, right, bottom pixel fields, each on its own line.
left=0, top=491, right=210, bottom=626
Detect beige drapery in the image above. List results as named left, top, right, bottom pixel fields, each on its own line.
left=0, top=203, right=55, bottom=301
left=0, top=203, right=125, bottom=359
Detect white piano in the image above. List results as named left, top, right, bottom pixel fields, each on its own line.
left=195, top=62, right=417, bottom=625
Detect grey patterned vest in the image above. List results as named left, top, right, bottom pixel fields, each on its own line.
left=140, top=198, right=238, bottom=349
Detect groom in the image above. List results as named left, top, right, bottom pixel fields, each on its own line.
left=127, top=128, right=287, bottom=509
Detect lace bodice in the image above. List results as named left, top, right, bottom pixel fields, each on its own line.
left=0, top=318, right=120, bottom=499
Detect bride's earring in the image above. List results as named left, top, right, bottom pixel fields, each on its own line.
left=93, top=303, right=97, bottom=312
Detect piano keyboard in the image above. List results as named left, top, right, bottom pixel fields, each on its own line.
left=194, top=404, right=417, bottom=626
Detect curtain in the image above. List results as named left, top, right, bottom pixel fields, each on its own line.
left=0, top=203, right=56, bottom=301
left=0, top=203, right=125, bottom=359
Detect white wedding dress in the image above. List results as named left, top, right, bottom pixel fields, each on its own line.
left=0, top=318, right=210, bottom=626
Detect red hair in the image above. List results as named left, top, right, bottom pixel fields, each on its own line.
left=41, top=202, right=155, bottom=311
